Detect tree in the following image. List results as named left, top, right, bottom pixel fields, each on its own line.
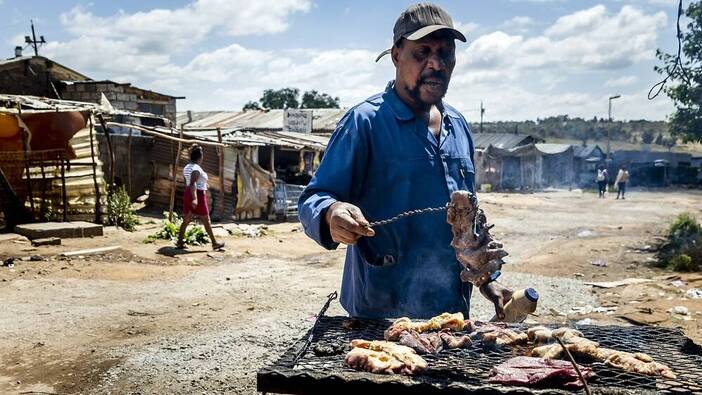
left=656, top=1, right=702, bottom=143
left=260, top=88, right=300, bottom=109
left=655, top=133, right=665, bottom=145
left=641, top=129, right=656, bottom=144
left=300, top=90, right=340, bottom=109
left=242, top=101, right=262, bottom=111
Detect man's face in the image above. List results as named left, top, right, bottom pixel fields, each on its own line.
left=392, top=31, right=456, bottom=110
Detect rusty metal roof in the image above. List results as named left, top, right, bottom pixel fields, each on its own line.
left=472, top=132, right=542, bottom=149
left=176, top=109, right=347, bottom=132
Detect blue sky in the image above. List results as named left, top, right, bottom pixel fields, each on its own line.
left=0, top=0, right=686, bottom=121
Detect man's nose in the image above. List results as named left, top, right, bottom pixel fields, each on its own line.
left=426, top=53, right=446, bottom=71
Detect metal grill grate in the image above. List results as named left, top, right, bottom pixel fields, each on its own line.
left=258, top=316, right=702, bottom=395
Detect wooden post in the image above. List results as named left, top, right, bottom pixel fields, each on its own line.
left=216, top=128, right=225, bottom=220
left=269, top=146, right=276, bottom=176
left=60, top=152, right=67, bottom=221
left=96, top=114, right=115, bottom=195
left=168, top=128, right=183, bottom=222
left=21, top=130, right=35, bottom=214
left=39, top=160, right=46, bottom=219
left=127, top=126, right=133, bottom=198
left=17, top=103, right=35, bottom=215
left=88, top=115, right=101, bottom=223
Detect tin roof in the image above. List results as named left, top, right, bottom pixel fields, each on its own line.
left=177, top=109, right=347, bottom=132
left=472, top=133, right=541, bottom=149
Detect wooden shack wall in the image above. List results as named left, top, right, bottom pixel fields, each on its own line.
left=149, top=138, right=244, bottom=219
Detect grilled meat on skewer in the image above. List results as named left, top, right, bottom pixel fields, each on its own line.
left=345, top=347, right=405, bottom=374
left=447, top=191, right=508, bottom=286
left=439, top=329, right=472, bottom=349
left=471, top=323, right=528, bottom=347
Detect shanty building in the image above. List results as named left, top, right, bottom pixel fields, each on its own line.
left=0, top=95, right=107, bottom=227
left=475, top=143, right=575, bottom=191
left=573, top=144, right=606, bottom=186
left=132, top=123, right=329, bottom=221
left=0, top=53, right=182, bottom=124
left=610, top=149, right=697, bottom=187
left=471, top=132, right=543, bottom=150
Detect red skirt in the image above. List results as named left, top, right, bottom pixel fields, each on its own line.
left=183, top=187, right=209, bottom=216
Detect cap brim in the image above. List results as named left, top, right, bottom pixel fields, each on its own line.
left=375, top=25, right=467, bottom=62
left=405, top=24, right=467, bottom=42
left=375, top=48, right=392, bottom=62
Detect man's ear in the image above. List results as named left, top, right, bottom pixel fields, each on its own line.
left=391, top=45, right=400, bottom=67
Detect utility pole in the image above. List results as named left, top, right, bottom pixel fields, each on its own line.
left=25, top=20, right=46, bottom=56
left=607, top=94, right=621, bottom=158
left=479, top=101, right=485, bottom=133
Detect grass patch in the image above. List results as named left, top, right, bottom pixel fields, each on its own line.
left=656, top=213, right=702, bottom=272
left=143, top=212, right=210, bottom=246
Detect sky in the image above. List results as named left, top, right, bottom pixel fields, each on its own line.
left=0, top=0, right=688, bottom=122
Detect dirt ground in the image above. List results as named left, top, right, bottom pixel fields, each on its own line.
left=1, top=188, right=701, bottom=394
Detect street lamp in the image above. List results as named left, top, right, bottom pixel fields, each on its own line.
left=606, top=94, right=621, bottom=157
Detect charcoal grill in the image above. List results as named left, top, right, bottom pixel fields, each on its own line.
left=258, top=316, right=702, bottom=395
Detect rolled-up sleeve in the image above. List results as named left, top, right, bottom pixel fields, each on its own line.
left=298, top=111, right=369, bottom=250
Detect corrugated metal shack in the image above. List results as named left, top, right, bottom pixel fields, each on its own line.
left=573, top=144, right=606, bottom=186
left=176, top=109, right=346, bottom=135
left=475, top=143, right=574, bottom=191
left=0, top=94, right=107, bottom=226
left=611, top=149, right=697, bottom=187
left=472, top=132, right=543, bottom=150
left=143, top=124, right=329, bottom=221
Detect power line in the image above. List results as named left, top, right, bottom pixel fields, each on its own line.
left=649, top=0, right=691, bottom=100
left=24, top=20, right=46, bottom=57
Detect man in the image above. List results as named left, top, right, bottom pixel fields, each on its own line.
left=298, top=3, right=512, bottom=319
left=615, top=165, right=630, bottom=200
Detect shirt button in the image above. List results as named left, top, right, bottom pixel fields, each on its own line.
left=383, top=255, right=395, bottom=266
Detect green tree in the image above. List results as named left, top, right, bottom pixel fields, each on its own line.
left=300, top=90, right=340, bottom=109
left=242, top=101, right=262, bottom=111
left=641, top=129, right=656, bottom=144
left=656, top=1, right=702, bottom=143
left=260, top=88, right=300, bottom=109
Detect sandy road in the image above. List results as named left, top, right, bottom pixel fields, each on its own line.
left=0, top=188, right=700, bottom=394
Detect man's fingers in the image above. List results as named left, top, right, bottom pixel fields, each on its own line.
left=338, top=211, right=374, bottom=237
left=347, top=207, right=375, bottom=236
left=332, top=228, right=356, bottom=244
left=494, top=296, right=506, bottom=321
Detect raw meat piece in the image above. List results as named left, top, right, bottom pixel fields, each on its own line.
left=345, top=347, right=405, bottom=374
left=471, top=323, right=528, bottom=346
left=439, top=329, right=472, bottom=349
left=604, top=351, right=676, bottom=379
left=398, top=330, right=444, bottom=354
left=527, top=326, right=553, bottom=344
left=488, top=356, right=594, bottom=388
left=384, top=312, right=469, bottom=341
left=446, top=191, right=508, bottom=286
left=350, top=339, right=428, bottom=374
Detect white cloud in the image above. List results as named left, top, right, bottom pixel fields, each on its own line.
left=39, top=2, right=673, bottom=121
left=605, top=75, right=639, bottom=87
left=453, top=21, right=479, bottom=36
left=501, top=16, right=535, bottom=33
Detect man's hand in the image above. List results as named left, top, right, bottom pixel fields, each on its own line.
left=479, top=281, right=514, bottom=321
left=325, top=202, right=375, bottom=245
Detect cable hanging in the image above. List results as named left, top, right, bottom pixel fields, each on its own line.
left=649, top=0, right=692, bottom=100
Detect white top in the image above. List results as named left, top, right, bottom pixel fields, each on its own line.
left=183, top=163, right=208, bottom=190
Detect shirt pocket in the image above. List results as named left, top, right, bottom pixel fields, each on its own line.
left=445, top=156, right=475, bottom=191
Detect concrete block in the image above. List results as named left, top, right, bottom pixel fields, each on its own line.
left=0, top=233, right=30, bottom=243
left=15, top=222, right=104, bottom=240
left=32, top=237, right=62, bottom=246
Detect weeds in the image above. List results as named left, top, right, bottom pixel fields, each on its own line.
left=656, top=213, right=701, bottom=272
left=144, top=212, right=210, bottom=246
left=107, top=186, right=139, bottom=232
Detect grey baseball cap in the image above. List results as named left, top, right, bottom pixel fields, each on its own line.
left=375, top=3, right=467, bottom=62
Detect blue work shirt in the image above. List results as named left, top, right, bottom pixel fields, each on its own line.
left=298, top=81, right=476, bottom=319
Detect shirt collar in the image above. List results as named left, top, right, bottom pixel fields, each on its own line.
left=384, top=80, right=458, bottom=122
left=384, top=81, right=415, bottom=122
